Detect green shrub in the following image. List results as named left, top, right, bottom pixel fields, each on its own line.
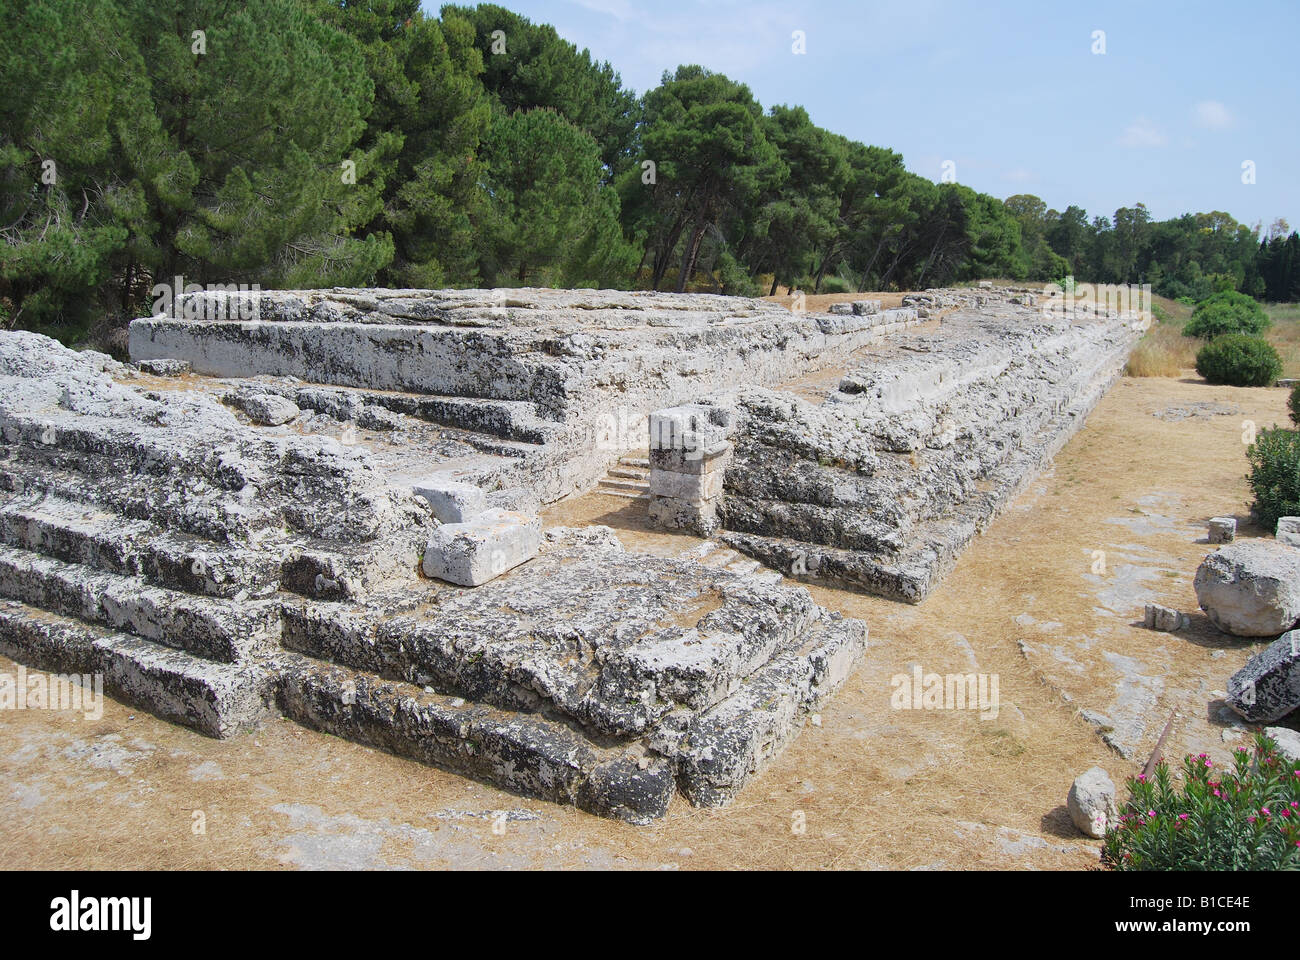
left=1247, top=427, right=1300, bottom=529
left=1184, top=290, right=1270, bottom=339
left=1290, top=383, right=1300, bottom=427
left=1195, top=334, right=1281, bottom=386
left=820, top=275, right=852, bottom=294
left=1102, top=733, right=1300, bottom=871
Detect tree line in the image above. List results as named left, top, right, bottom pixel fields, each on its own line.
left=2, top=0, right=1296, bottom=343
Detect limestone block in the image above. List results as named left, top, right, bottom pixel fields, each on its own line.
left=1277, top=516, right=1300, bottom=547
left=649, top=440, right=732, bottom=476
left=423, top=509, right=540, bottom=586
left=1067, top=766, right=1117, bottom=838
left=1144, top=603, right=1184, bottom=632
left=1194, top=541, right=1300, bottom=637
left=1208, top=516, right=1236, bottom=544
left=1228, top=629, right=1300, bottom=722
left=851, top=300, right=881, bottom=316
left=648, top=495, right=720, bottom=536
left=648, top=468, right=724, bottom=502
left=226, top=389, right=299, bottom=426
left=649, top=405, right=727, bottom=456
left=413, top=477, right=486, bottom=524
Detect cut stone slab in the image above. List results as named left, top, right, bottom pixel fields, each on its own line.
left=1227, top=629, right=1300, bottom=723
left=1144, top=603, right=1184, bottom=632
left=422, top=509, right=540, bottom=586
left=648, top=469, right=724, bottom=502
left=412, top=476, right=486, bottom=524
left=1194, top=541, right=1300, bottom=637
left=1067, top=766, right=1117, bottom=838
left=1277, top=517, right=1300, bottom=547
left=1208, top=517, right=1236, bottom=544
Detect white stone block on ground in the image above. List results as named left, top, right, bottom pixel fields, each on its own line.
left=1194, top=540, right=1300, bottom=637
left=423, top=509, right=540, bottom=586
left=1277, top=517, right=1300, bottom=547
left=1067, top=766, right=1117, bottom=838
left=413, top=477, right=486, bottom=524
left=851, top=300, right=881, bottom=316
left=1144, top=603, right=1183, bottom=632
left=1208, top=517, right=1236, bottom=544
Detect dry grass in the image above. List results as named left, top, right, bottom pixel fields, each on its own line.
left=1127, top=320, right=1198, bottom=377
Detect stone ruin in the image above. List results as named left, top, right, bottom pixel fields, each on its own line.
left=0, top=286, right=1143, bottom=821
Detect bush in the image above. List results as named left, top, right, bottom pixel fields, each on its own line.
left=1291, top=384, right=1300, bottom=427
left=819, top=275, right=852, bottom=294
left=1102, top=733, right=1300, bottom=871
left=1184, top=290, right=1270, bottom=339
left=1247, top=427, right=1300, bottom=529
left=1195, top=334, right=1281, bottom=386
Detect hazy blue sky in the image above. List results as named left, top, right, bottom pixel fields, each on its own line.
left=427, top=0, right=1299, bottom=232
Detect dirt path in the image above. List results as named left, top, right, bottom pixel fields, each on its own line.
left=1, top=375, right=1292, bottom=870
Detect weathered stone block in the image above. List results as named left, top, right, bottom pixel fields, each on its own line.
left=1208, top=517, right=1236, bottom=544
left=648, top=440, right=731, bottom=475
left=1227, top=629, right=1300, bottom=722
left=422, top=509, right=540, bottom=586
left=412, top=477, right=486, bottom=524
left=1277, top=516, right=1300, bottom=547
left=1194, top=541, right=1300, bottom=637
left=648, top=495, right=720, bottom=536
left=225, top=389, right=299, bottom=426
left=648, top=468, right=724, bottom=502
left=1144, top=603, right=1184, bottom=632
left=851, top=300, right=881, bottom=316
left=1067, top=766, right=1117, bottom=838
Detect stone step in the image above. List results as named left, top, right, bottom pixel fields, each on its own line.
left=596, top=478, right=648, bottom=494
left=607, top=466, right=649, bottom=481
left=281, top=549, right=826, bottom=739
left=0, top=601, right=276, bottom=738
left=619, top=457, right=650, bottom=469
left=0, top=455, right=273, bottom=545
left=270, top=384, right=555, bottom=445
left=0, top=543, right=280, bottom=663
left=274, top=651, right=674, bottom=823
left=596, top=487, right=648, bottom=501
left=0, top=496, right=281, bottom=599
left=656, top=613, right=867, bottom=806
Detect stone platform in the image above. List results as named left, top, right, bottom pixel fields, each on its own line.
left=0, top=285, right=1139, bottom=818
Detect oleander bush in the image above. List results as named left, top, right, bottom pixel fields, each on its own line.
left=1102, top=734, right=1300, bottom=871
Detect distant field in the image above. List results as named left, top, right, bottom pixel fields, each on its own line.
left=1129, top=295, right=1300, bottom=380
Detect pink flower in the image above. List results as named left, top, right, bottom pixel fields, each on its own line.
left=1178, top=813, right=1189, bottom=821
left=1247, top=816, right=1257, bottom=824
left=1262, top=807, right=1271, bottom=816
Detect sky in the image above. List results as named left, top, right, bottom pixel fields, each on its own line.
left=425, top=0, right=1300, bottom=233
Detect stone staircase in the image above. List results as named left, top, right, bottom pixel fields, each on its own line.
left=595, top=454, right=650, bottom=499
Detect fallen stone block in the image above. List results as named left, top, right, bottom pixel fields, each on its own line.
left=1208, top=516, right=1236, bottom=544
left=1067, top=766, right=1118, bottom=838
left=422, top=509, right=540, bottom=586
left=1144, top=603, right=1184, bottom=632
left=225, top=389, right=299, bottom=426
left=828, top=302, right=853, bottom=315
left=1277, top=517, right=1300, bottom=547
left=1194, top=541, right=1300, bottom=637
left=851, top=300, right=881, bottom=316
left=1227, top=629, right=1300, bottom=722
left=412, top=476, right=486, bottom=524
